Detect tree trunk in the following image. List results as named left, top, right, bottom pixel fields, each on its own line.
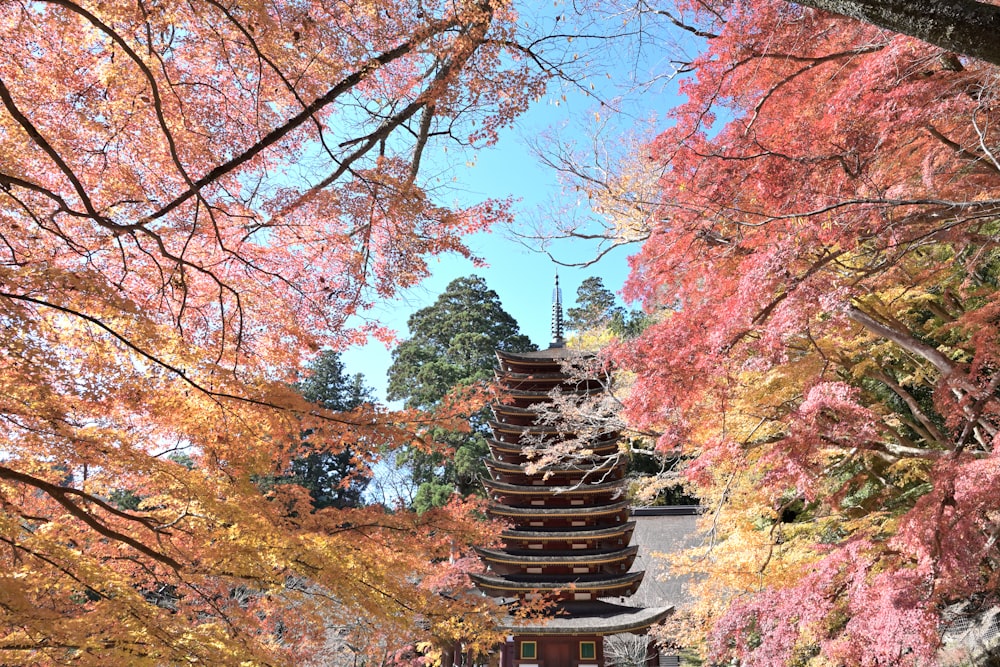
left=793, top=0, right=1000, bottom=66
left=846, top=306, right=956, bottom=377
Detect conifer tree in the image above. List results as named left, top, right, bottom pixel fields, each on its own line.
left=387, top=276, right=536, bottom=510
left=273, top=352, right=374, bottom=510
left=565, top=277, right=624, bottom=333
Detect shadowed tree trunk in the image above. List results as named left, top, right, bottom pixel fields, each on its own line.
left=794, top=0, right=1000, bottom=66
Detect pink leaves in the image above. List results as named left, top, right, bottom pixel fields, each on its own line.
left=615, top=0, right=1000, bottom=663
left=708, top=539, right=939, bottom=667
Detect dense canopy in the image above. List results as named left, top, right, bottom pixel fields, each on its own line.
left=5, top=0, right=1000, bottom=663
left=0, top=0, right=540, bottom=662
left=606, top=1, right=1000, bottom=664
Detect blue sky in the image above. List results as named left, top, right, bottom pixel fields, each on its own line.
left=341, top=10, right=694, bottom=401
left=341, top=98, right=637, bottom=401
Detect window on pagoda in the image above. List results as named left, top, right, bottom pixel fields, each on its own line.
left=520, top=641, right=537, bottom=660
left=580, top=641, right=597, bottom=660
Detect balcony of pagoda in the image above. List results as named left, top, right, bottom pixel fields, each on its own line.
left=485, top=458, right=627, bottom=486
left=495, top=372, right=606, bottom=394
left=469, top=570, right=645, bottom=602
left=499, top=522, right=637, bottom=553
left=483, top=479, right=625, bottom=508
left=489, top=501, right=630, bottom=532
left=474, top=545, right=638, bottom=578
left=486, top=437, right=620, bottom=466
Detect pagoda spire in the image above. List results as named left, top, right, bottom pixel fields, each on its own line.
left=550, top=273, right=565, bottom=348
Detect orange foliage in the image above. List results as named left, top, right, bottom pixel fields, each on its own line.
left=0, top=0, right=542, bottom=663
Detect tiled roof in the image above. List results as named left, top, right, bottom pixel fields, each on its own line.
left=495, top=600, right=673, bottom=636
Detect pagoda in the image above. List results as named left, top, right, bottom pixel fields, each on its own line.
left=471, top=276, right=670, bottom=667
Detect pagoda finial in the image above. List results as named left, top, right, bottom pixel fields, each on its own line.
left=550, top=273, right=565, bottom=348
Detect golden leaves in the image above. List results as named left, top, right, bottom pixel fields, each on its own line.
left=0, top=0, right=540, bottom=660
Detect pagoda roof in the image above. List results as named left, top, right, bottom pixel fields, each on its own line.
left=496, top=388, right=603, bottom=402
left=483, top=478, right=625, bottom=497
left=488, top=415, right=619, bottom=438
left=495, top=601, right=673, bottom=636
left=492, top=403, right=616, bottom=424
left=485, top=437, right=538, bottom=453
left=492, top=404, right=547, bottom=416
left=469, top=570, right=644, bottom=595
left=495, top=370, right=572, bottom=383
left=485, top=457, right=623, bottom=475
left=475, top=545, right=638, bottom=566
left=488, top=420, right=566, bottom=435
left=488, top=422, right=619, bottom=444
left=488, top=500, right=630, bottom=519
left=496, top=348, right=590, bottom=363
left=500, top=521, right=636, bottom=541
left=483, top=458, right=625, bottom=486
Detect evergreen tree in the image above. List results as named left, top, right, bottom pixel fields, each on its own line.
left=565, top=276, right=649, bottom=339
left=275, top=351, right=374, bottom=510
left=565, top=277, right=624, bottom=333
left=387, top=276, right=536, bottom=511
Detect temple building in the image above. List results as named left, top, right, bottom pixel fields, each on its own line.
left=471, top=276, right=671, bottom=666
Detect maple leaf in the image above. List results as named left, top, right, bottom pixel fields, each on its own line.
left=590, top=1, right=1000, bottom=663
left=0, top=0, right=562, bottom=662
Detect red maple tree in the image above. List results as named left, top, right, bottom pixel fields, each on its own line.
left=615, top=1, right=1000, bottom=663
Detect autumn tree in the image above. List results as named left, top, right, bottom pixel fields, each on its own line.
left=0, top=0, right=585, bottom=661
left=583, top=1, right=1000, bottom=664
left=387, top=275, right=536, bottom=511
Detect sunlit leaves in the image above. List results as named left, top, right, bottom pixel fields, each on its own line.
left=614, top=1, right=1000, bottom=663
left=0, top=0, right=549, bottom=662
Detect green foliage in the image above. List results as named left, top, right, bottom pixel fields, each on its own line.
left=412, top=481, right=457, bottom=514
left=566, top=276, right=649, bottom=339
left=387, top=276, right=536, bottom=509
left=108, top=489, right=143, bottom=511
left=266, top=351, right=374, bottom=510
left=566, top=277, right=624, bottom=332
left=627, top=449, right=699, bottom=506
left=167, top=453, right=195, bottom=470
left=609, top=309, right=652, bottom=340
left=298, top=351, right=373, bottom=412
left=388, top=276, right=536, bottom=408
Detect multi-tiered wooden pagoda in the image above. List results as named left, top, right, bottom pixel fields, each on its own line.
left=471, top=276, right=669, bottom=667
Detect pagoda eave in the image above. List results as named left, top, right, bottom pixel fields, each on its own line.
left=498, top=388, right=604, bottom=404
left=487, top=500, right=630, bottom=519
left=470, top=570, right=645, bottom=598
left=500, top=521, right=636, bottom=542
left=483, top=478, right=625, bottom=496
left=485, top=458, right=624, bottom=475
left=476, top=545, right=639, bottom=575
left=495, top=601, right=673, bottom=636
left=495, top=348, right=584, bottom=364
left=489, top=420, right=614, bottom=437
left=474, top=545, right=638, bottom=567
